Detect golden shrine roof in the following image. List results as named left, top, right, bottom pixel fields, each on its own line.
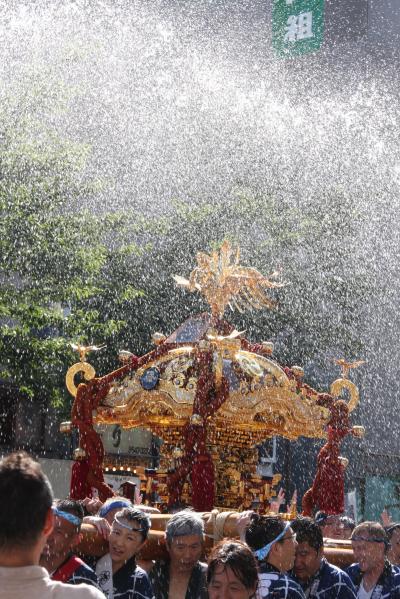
left=66, top=244, right=362, bottom=446
left=83, top=313, right=359, bottom=443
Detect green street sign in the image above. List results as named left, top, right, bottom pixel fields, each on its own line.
left=272, top=0, right=325, bottom=57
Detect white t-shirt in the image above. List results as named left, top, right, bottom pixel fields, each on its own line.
left=357, top=580, right=374, bottom=599
left=0, top=565, right=105, bottom=599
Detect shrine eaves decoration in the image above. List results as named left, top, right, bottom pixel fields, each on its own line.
left=64, top=241, right=365, bottom=513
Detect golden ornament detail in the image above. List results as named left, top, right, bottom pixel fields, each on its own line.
left=173, top=240, right=284, bottom=318
left=190, top=414, right=204, bottom=426
left=73, top=447, right=86, bottom=460
left=59, top=421, right=72, bottom=434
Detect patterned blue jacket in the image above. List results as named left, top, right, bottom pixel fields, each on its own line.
left=52, top=554, right=101, bottom=590
left=257, top=562, right=306, bottom=599
left=292, top=558, right=356, bottom=599
left=346, top=561, right=400, bottom=599
left=97, top=556, right=154, bottom=599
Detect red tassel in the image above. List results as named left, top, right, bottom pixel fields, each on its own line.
left=70, top=460, right=91, bottom=499
left=191, top=454, right=215, bottom=511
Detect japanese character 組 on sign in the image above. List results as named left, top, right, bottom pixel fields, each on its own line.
left=272, top=0, right=325, bottom=57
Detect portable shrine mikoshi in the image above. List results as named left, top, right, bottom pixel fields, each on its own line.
left=63, top=241, right=365, bottom=516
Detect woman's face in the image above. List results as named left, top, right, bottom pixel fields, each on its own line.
left=208, top=564, right=256, bottom=599
left=109, top=517, right=144, bottom=570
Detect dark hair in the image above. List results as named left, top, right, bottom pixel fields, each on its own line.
left=351, top=521, right=389, bottom=550
left=245, top=514, right=286, bottom=553
left=114, top=506, right=151, bottom=541
left=291, top=517, right=323, bottom=552
left=0, top=452, right=53, bottom=549
left=386, top=523, right=400, bottom=537
left=56, top=499, right=84, bottom=531
left=314, top=511, right=328, bottom=526
left=207, top=540, right=258, bottom=591
left=340, top=516, right=355, bottom=531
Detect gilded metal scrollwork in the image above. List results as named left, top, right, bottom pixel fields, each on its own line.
left=330, top=378, right=359, bottom=413
left=66, top=362, right=96, bottom=397
left=330, top=358, right=365, bottom=412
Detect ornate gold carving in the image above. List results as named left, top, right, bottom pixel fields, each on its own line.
left=261, top=341, right=274, bottom=354
left=95, top=348, right=331, bottom=440
left=329, top=357, right=365, bottom=412
left=59, top=421, right=72, bottom=434
left=73, top=447, right=86, bottom=460
left=164, top=356, right=193, bottom=382
left=352, top=425, right=365, bottom=438
left=291, top=366, right=304, bottom=378
left=186, top=377, right=197, bottom=392
left=235, top=352, right=265, bottom=378
left=172, top=447, right=184, bottom=458
left=70, top=343, right=106, bottom=362
left=330, top=378, right=359, bottom=412
left=208, top=330, right=243, bottom=387
left=152, top=332, right=166, bottom=346
left=66, top=362, right=96, bottom=397
left=118, top=350, right=134, bottom=363
left=334, top=358, right=365, bottom=379
left=173, top=240, right=284, bottom=317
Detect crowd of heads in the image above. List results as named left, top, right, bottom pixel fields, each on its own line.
left=2, top=451, right=400, bottom=599
left=314, top=511, right=356, bottom=540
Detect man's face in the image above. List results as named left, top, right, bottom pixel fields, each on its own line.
left=321, top=517, right=342, bottom=539
left=351, top=536, right=385, bottom=573
left=42, top=515, right=79, bottom=562
left=294, top=541, right=323, bottom=582
left=389, top=529, right=400, bottom=563
left=109, top=518, right=145, bottom=569
left=208, top=564, right=257, bottom=599
left=167, top=534, right=203, bottom=574
left=274, top=527, right=298, bottom=572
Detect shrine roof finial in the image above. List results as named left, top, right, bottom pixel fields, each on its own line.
left=173, top=240, right=284, bottom=318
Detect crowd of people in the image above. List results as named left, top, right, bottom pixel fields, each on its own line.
left=1, top=452, right=400, bottom=599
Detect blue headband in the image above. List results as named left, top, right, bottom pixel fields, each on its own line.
left=99, top=500, right=131, bottom=518
left=351, top=536, right=387, bottom=544
left=254, top=522, right=292, bottom=561
left=54, top=508, right=82, bottom=527
left=112, top=515, right=148, bottom=533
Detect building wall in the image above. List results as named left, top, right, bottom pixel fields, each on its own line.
left=39, top=458, right=73, bottom=500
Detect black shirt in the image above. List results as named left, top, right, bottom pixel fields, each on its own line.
left=149, top=560, right=207, bottom=599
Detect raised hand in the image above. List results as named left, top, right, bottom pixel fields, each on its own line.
left=83, top=515, right=111, bottom=540
left=270, top=488, right=285, bottom=513
left=287, top=489, right=298, bottom=513
left=134, top=487, right=143, bottom=505
left=381, top=509, right=392, bottom=527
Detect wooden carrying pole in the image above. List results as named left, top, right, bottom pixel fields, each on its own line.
left=78, top=511, right=354, bottom=568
